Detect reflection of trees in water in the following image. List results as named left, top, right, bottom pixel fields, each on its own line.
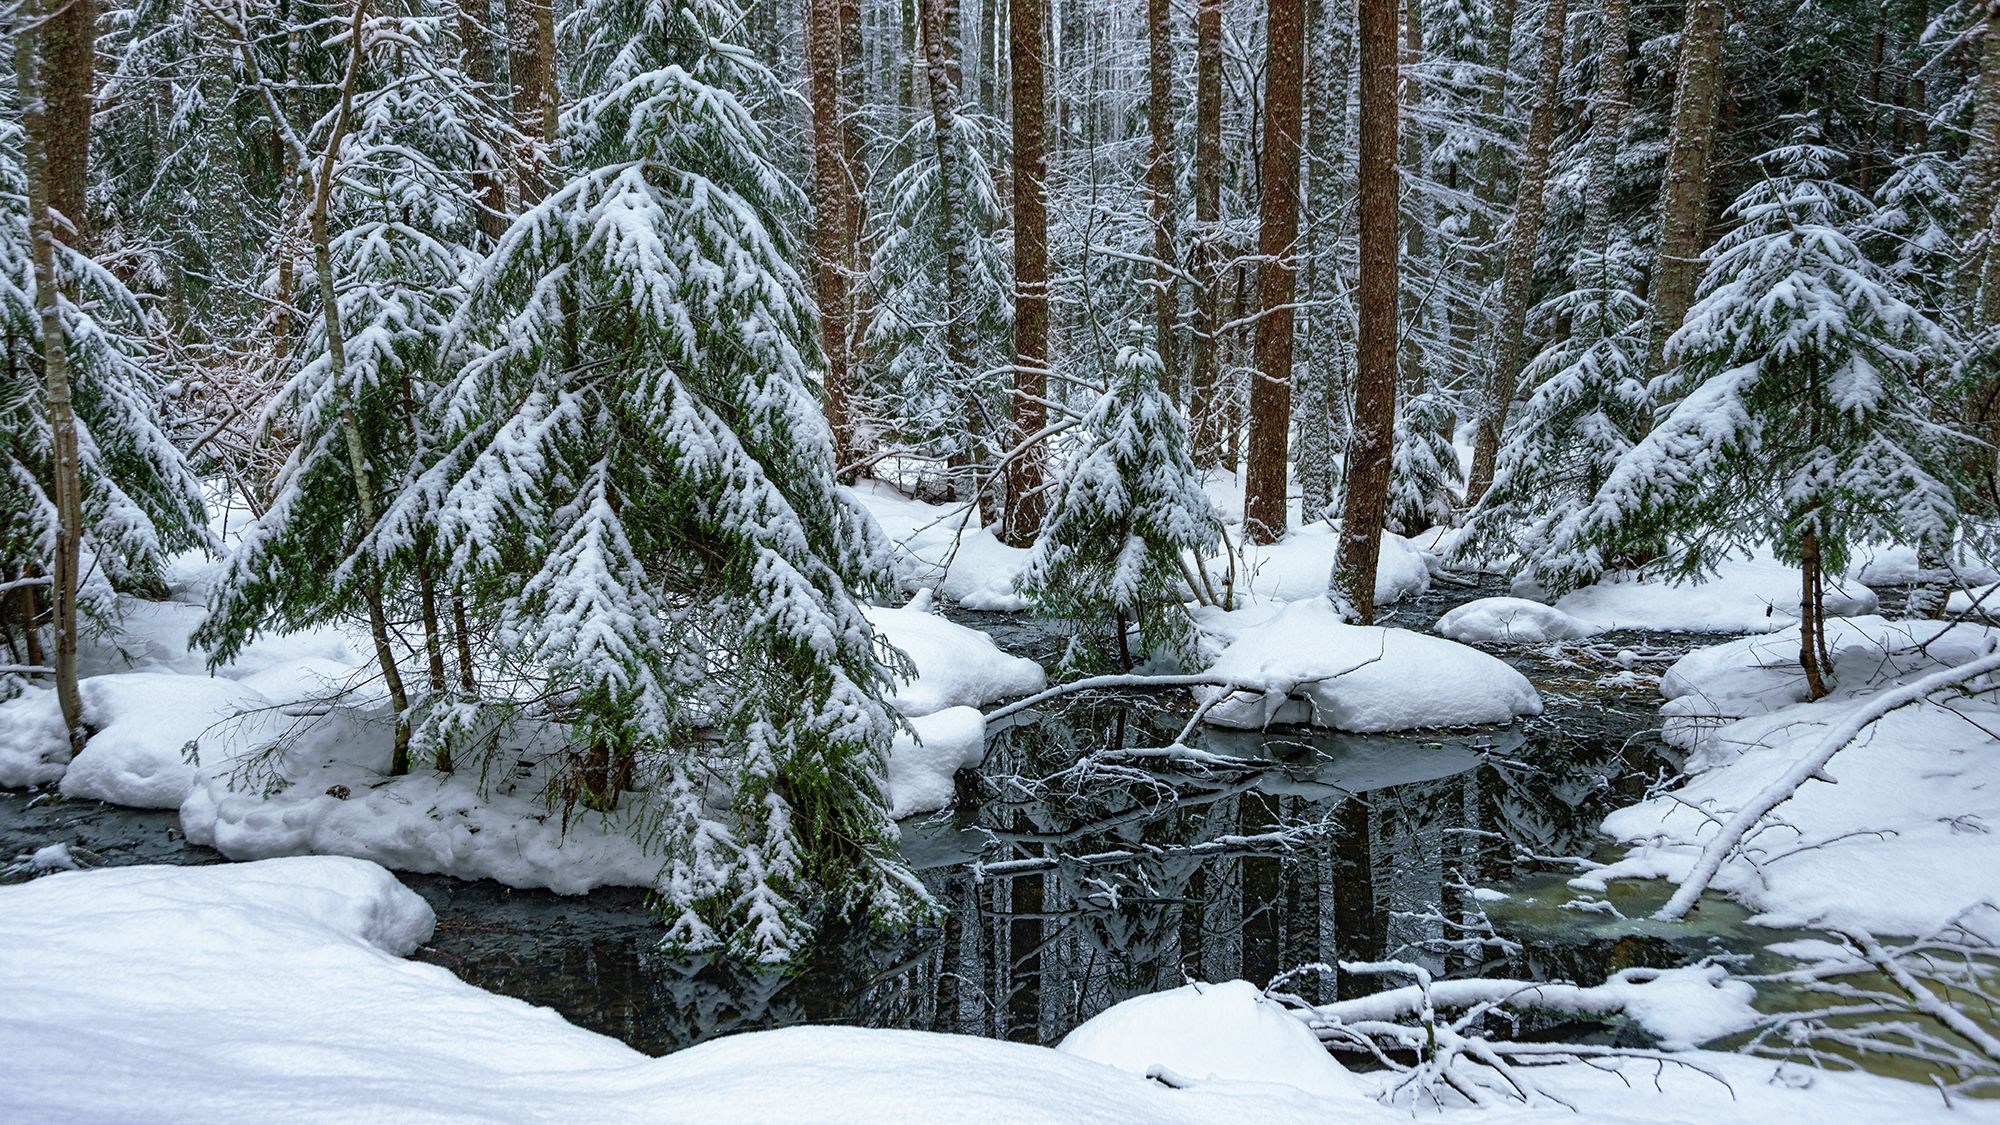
left=433, top=691, right=1680, bottom=1052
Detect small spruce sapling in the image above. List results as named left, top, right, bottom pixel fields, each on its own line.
left=1020, top=331, right=1220, bottom=672
left=1541, top=134, right=1962, bottom=698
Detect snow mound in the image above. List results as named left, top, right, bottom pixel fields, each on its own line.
left=57, top=673, right=274, bottom=808
left=884, top=706, right=985, bottom=819
left=1553, top=554, right=1877, bottom=633
left=1849, top=544, right=1998, bottom=588
left=851, top=482, right=1033, bottom=610
left=1231, top=522, right=1432, bottom=608
left=0, top=686, right=69, bottom=787
left=1590, top=619, right=2000, bottom=938
left=1057, top=980, right=1366, bottom=1100
left=1436, top=597, right=1600, bottom=644
left=1198, top=598, right=1542, bottom=732
left=865, top=601, right=1046, bottom=716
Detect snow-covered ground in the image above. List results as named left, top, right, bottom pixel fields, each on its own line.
left=0, top=856, right=1961, bottom=1124
left=1585, top=616, right=2000, bottom=940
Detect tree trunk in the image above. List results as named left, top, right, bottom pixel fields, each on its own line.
left=1145, top=0, right=1181, bottom=401
left=1003, top=0, right=1050, bottom=544
left=1298, top=0, right=1353, bottom=519
left=456, top=0, right=510, bottom=243
left=1244, top=0, right=1307, bottom=545
left=316, top=2, right=414, bottom=775
left=1335, top=0, right=1400, bottom=624
left=1454, top=0, right=1519, bottom=388
left=16, top=0, right=84, bottom=750
left=506, top=0, right=558, bottom=205
left=42, top=0, right=91, bottom=248
left=808, top=0, right=855, bottom=470
left=1190, top=0, right=1226, bottom=467
left=1465, top=0, right=1569, bottom=504
left=918, top=0, right=987, bottom=516
left=1640, top=0, right=1727, bottom=388
left=1799, top=526, right=1828, bottom=700
left=1581, top=0, right=1630, bottom=300
left=1958, top=0, right=2000, bottom=305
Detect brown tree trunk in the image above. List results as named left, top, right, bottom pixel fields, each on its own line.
left=42, top=0, right=90, bottom=248
left=1465, top=0, right=1569, bottom=503
left=1003, top=0, right=1050, bottom=544
left=1145, top=0, right=1181, bottom=400
left=1799, top=526, right=1828, bottom=700
left=918, top=0, right=987, bottom=517
left=16, top=0, right=84, bottom=750
left=456, top=0, right=509, bottom=243
left=809, top=0, right=855, bottom=470
left=507, top=0, right=558, bottom=205
left=1958, top=0, right=2000, bottom=303
left=1581, top=0, right=1630, bottom=296
left=1640, top=0, right=1727, bottom=388
left=1244, top=0, right=1307, bottom=544
left=1335, top=0, right=1400, bottom=624
left=1190, top=0, right=1226, bottom=467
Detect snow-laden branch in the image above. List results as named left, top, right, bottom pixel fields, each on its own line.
left=1654, top=645, right=2000, bottom=921
left=982, top=673, right=1237, bottom=723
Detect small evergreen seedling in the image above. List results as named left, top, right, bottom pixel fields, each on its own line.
left=1020, top=332, right=1219, bottom=672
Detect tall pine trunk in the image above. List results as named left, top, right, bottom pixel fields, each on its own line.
left=918, top=0, right=987, bottom=517
left=1145, top=0, right=1181, bottom=400
left=42, top=0, right=90, bottom=249
left=1190, top=0, right=1226, bottom=467
left=1465, top=0, right=1569, bottom=503
left=1336, top=0, right=1401, bottom=623
left=1582, top=0, right=1630, bottom=302
left=809, top=0, right=855, bottom=469
left=1640, top=0, right=1727, bottom=388
left=507, top=0, right=558, bottom=205
left=1244, top=0, right=1307, bottom=544
left=15, top=0, right=84, bottom=750
left=1003, top=0, right=1050, bottom=544
left=456, top=0, right=510, bottom=244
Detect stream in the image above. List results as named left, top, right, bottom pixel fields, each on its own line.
left=0, top=580, right=1851, bottom=1058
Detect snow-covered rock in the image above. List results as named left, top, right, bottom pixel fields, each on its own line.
left=865, top=601, right=1046, bottom=717
left=884, top=706, right=985, bottom=819
left=1196, top=598, right=1542, bottom=732
left=1436, top=597, right=1600, bottom=644
left=1057, top=980, right=1367, bottom=1101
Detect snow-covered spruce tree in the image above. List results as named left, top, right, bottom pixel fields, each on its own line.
left=1460, top=250, right=1652, bottom=569
left=196, top=8, right=493, bottom=774
left=1540, top=135, right=1962, bottom=697
left=405, top=0, right=927, bottom=959
left=0, top=108, right=208, bottom=696
left=1019, top=333, right=1219, bottom=673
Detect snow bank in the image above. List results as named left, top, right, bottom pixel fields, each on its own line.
left=57, top=673, right=274, bottom=808
left=0, top=859, right=1959, bottom=1123
left=1436, top=597, right=1601, bottom=644
left=0, top=686, right=68, bottom=787
left=1589, top=618, right=2000, bottom=938
left=178, top=710, right=665, bottom=895
left=1849, top=544, right=1998, bottom=588
left=864, top=600, right=1046, bottom=716
left=1196, top=598, right=1542, bottom=732
left=884, top=707, right=985, bottom=819
left=1058, top=980, right=1367, bottom=1101
left=1553, top=554, right=1878, bottom=633
left=852, top=481, right=1033, bottom=609
left=1230, top=521, right=1432, bottom=608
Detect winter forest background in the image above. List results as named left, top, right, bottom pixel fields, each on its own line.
left=7, top=0, right=2000, bottom=1115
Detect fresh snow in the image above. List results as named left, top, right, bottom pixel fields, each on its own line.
left=852, top=481, right=1035, bottom=609
left=1548, top=553, right=1878, bottom=633
left=1195, top=597, right=1543, bottom=732
left=1588, top=617, right=2000, bottom=938
left=0, top=857, right=1963, bottom=1124
left=1230, top=520, right=1433, bottom=608
left=864, top=597, right=1047, bottom=716
left=1436, top=597, right=1601, bottom=643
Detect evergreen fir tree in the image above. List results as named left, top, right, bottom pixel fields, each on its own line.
left=1019, top=331, right=1219, bottom=672
left=402, top=0, right=927, bottom=959
left=1540, top=133, right=1962, bottom=696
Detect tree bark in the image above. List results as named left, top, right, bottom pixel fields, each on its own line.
left=456, top=0, right=509, bottom=243
left=506, top=0, right=557, bottom=205
left=16, top=0, right=84, bottom=750
left=1189, top=0, right=1226, bottom=467
left=1958, top=0, right=2000, bottom=305
left=808, top=0, right=855, bottom=469
left=1465, top=0, right=1569, bottom=504
left=918, top=0, right=988, bottom=517
left=41, top=0, right=91, bottom=248
left=1640, top=0, right=1727, bottom=389
left=1244, top=0, right=1307, bottom=544
left=1003, top=0, right=1050, bottom=544
left=1581, top=0, right=1630, bottom=301
left=1145, top=0, right=1181, bottom=401
left=1335, top=0, right=1400, bottom=624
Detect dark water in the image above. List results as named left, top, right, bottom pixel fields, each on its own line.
left=2, top=584, right=1735, bottom=1057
